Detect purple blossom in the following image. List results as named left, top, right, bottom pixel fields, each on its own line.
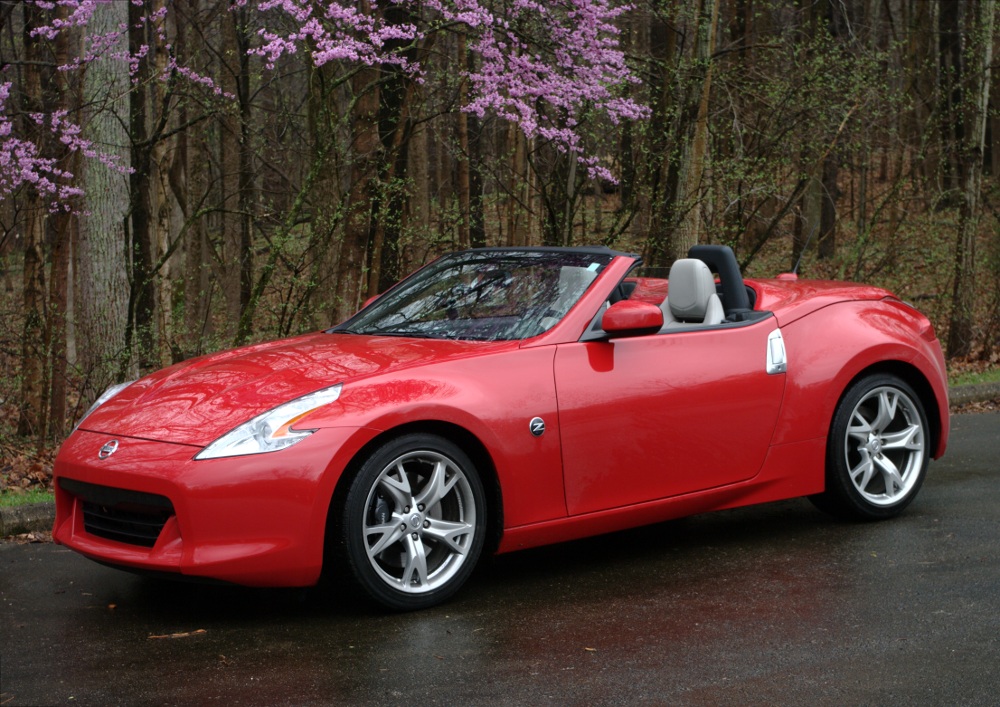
left=5, top=0, right=649, bottom=199
left=0, top=82, right=85, bottom=202
left=249, top=0, right=648, bottom=181
left=10, top=0, right=226, bottom=205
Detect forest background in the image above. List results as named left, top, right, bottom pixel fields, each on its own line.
left=2, top=0, right=999, bottom=486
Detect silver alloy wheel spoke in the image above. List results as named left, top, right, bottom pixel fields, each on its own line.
left=365, top=521, right=407, bottom=558
left=880, top=424, right=923, bottom=451
left=378, top=463, right=412, bottom=509
left=848, top=413, right=872, bottom=440
left=873, top=453, right=904, bottom=495
left=401, top=534, right=429, bottom=587
left=871, top=390, right=898, bottom=432
left=850, top=454, right=875, bottom=491
left=844, top=385, right=925, bottom=506
left=363, top=449, right=477, bottom=594
left=423, top=517, right=473, bottom=555
left=414, top=460, right=458, bottom=510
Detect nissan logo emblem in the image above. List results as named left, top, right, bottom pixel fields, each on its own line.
left=98, top=440, right=119, bottom=459
left=529, top=417, right=545, bottom=437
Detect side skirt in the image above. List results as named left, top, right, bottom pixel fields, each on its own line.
left=496, top=438, right=825, bottom=554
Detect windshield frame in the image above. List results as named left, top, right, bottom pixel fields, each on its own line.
left=332, top=247, right=628, bottom=342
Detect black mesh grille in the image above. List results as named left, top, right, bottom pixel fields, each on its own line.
left=60, top=478, right=174, bottom=548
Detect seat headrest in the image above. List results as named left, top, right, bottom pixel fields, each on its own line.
left=668, top=259, right=716, bottom=321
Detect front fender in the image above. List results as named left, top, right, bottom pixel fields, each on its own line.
left=304, top=346, right=566, bottom=528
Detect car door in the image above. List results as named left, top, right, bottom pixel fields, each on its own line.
left=554, top=320, right=786, bottom=516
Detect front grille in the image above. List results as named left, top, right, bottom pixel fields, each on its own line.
left=60, top=478, right=174, bottom=548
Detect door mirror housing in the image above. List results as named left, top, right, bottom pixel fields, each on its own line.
left=601, top=300, right=663, bottom=338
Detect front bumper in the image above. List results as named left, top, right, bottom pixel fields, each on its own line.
left=53, top=427, right=372, bottom=586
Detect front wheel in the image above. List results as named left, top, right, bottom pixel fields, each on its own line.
left=810, top=374, right=929, bottom=521
left=341, top=434, right=486, bottom=610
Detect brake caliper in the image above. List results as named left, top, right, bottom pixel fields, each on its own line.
left=372, top=493, right=392, bottom=525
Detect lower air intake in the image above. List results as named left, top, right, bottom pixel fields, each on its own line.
left=60, top=478, right=174, bottom=548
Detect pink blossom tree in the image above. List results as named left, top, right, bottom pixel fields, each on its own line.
left=247, top=0, right=647, bottom=181
left=2, top=0, right=645, bottom=202
left=3, top=0, right=648, bottom=442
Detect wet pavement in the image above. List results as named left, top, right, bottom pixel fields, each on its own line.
left=2, top=412, right=999, bottom=706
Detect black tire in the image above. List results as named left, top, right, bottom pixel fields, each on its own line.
left=341, top=433, right=486, bottom=610
left=810, top=373, right=929, bottom=521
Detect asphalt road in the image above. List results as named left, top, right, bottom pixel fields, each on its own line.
left=2, top=413, right=999, bottom=706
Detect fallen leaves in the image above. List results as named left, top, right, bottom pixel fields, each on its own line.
left=148, top=629, right=207, bottom=640
left=9, top=531, right=51, bottom=544
left=952, top=397, right=1000, bottom=414
left=0, top=444, right=55, bottom=495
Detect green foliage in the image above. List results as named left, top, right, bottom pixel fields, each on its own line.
left=949, top=367, right=1000, bottom=387
left=0, top=488, right=54, bottom=508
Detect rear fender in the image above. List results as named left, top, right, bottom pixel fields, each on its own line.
left=772, top=299, right=949, bottom=457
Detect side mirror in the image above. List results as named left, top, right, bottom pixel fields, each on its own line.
left=601, top=300, right=663, bottom=338
left=360, top=294, right=380, bottom=311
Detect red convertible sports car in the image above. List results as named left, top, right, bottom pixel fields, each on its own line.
left=53, top=245, right=949, bottom=610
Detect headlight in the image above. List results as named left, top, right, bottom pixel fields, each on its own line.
left=75, top=380, right=136, bottom=431
left=194, top=384, right=343, bottom=460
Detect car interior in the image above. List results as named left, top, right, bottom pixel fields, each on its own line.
left=583, top=244, right=771, bottom=340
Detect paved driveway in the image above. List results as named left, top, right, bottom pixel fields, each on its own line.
left=2, top=413, right=999, bottom=705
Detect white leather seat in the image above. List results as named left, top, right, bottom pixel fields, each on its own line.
left=660, top=259, right=725, bottom=329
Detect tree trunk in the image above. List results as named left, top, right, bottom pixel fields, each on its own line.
left=817, top=152, right=839, bottom=259
left=457, top=31, right=472, bottom=249
left=47, top=211, right=73, bottom=440
left=506, top=124, right=528, bottom=246
left=18, top=209, right=46, bottom=438
left=369, top=25, right=427, bottom=295
left=46, top=3, right=75, bottom=440
left=468, top=113, right=485, bottom=248
left=229, top=5, right=257, bottom=346
left=127, top=0, right=157, bottom=371
left=938, top=0, right=965, bottom=201
left=449, top=29, right=484, bottom=248
left=235, top=6, right=255, bottom=343
left=948, top=0, right=995, bottom=358
left=174, top=0, right=209, bottom=358
left=337, top=63, right=380, bottom=322
left=368, top=72, right=416, bottom=295
left=673, top=0, right=721, bottom=259
left=220, top=6, right=250, bottom=342
left=151, top=0, right=182, bottom=365
left=796, top=172, right=822, bottom=267
left=815, top=0, right=845, bottom=261
left=644, top=0, right=697, bottom=266
left=78, top=0, right=132, bottom=398
left=17, top=2, right=48, bottom=439
left=910, top=0, right=939, bottom=197
left=563, top=155, right=578, bottom=246
left=410, top=121, right=430, bottom=247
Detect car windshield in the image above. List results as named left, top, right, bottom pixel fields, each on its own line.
left=336, top=250, right=615, bottom=341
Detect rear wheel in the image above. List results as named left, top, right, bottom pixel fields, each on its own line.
left=810, top=374, right=929, bottom=520
left=341, top=434, right=486, bottom=610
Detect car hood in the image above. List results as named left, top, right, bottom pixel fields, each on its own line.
left=79, top=332, right=514, bottom=446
